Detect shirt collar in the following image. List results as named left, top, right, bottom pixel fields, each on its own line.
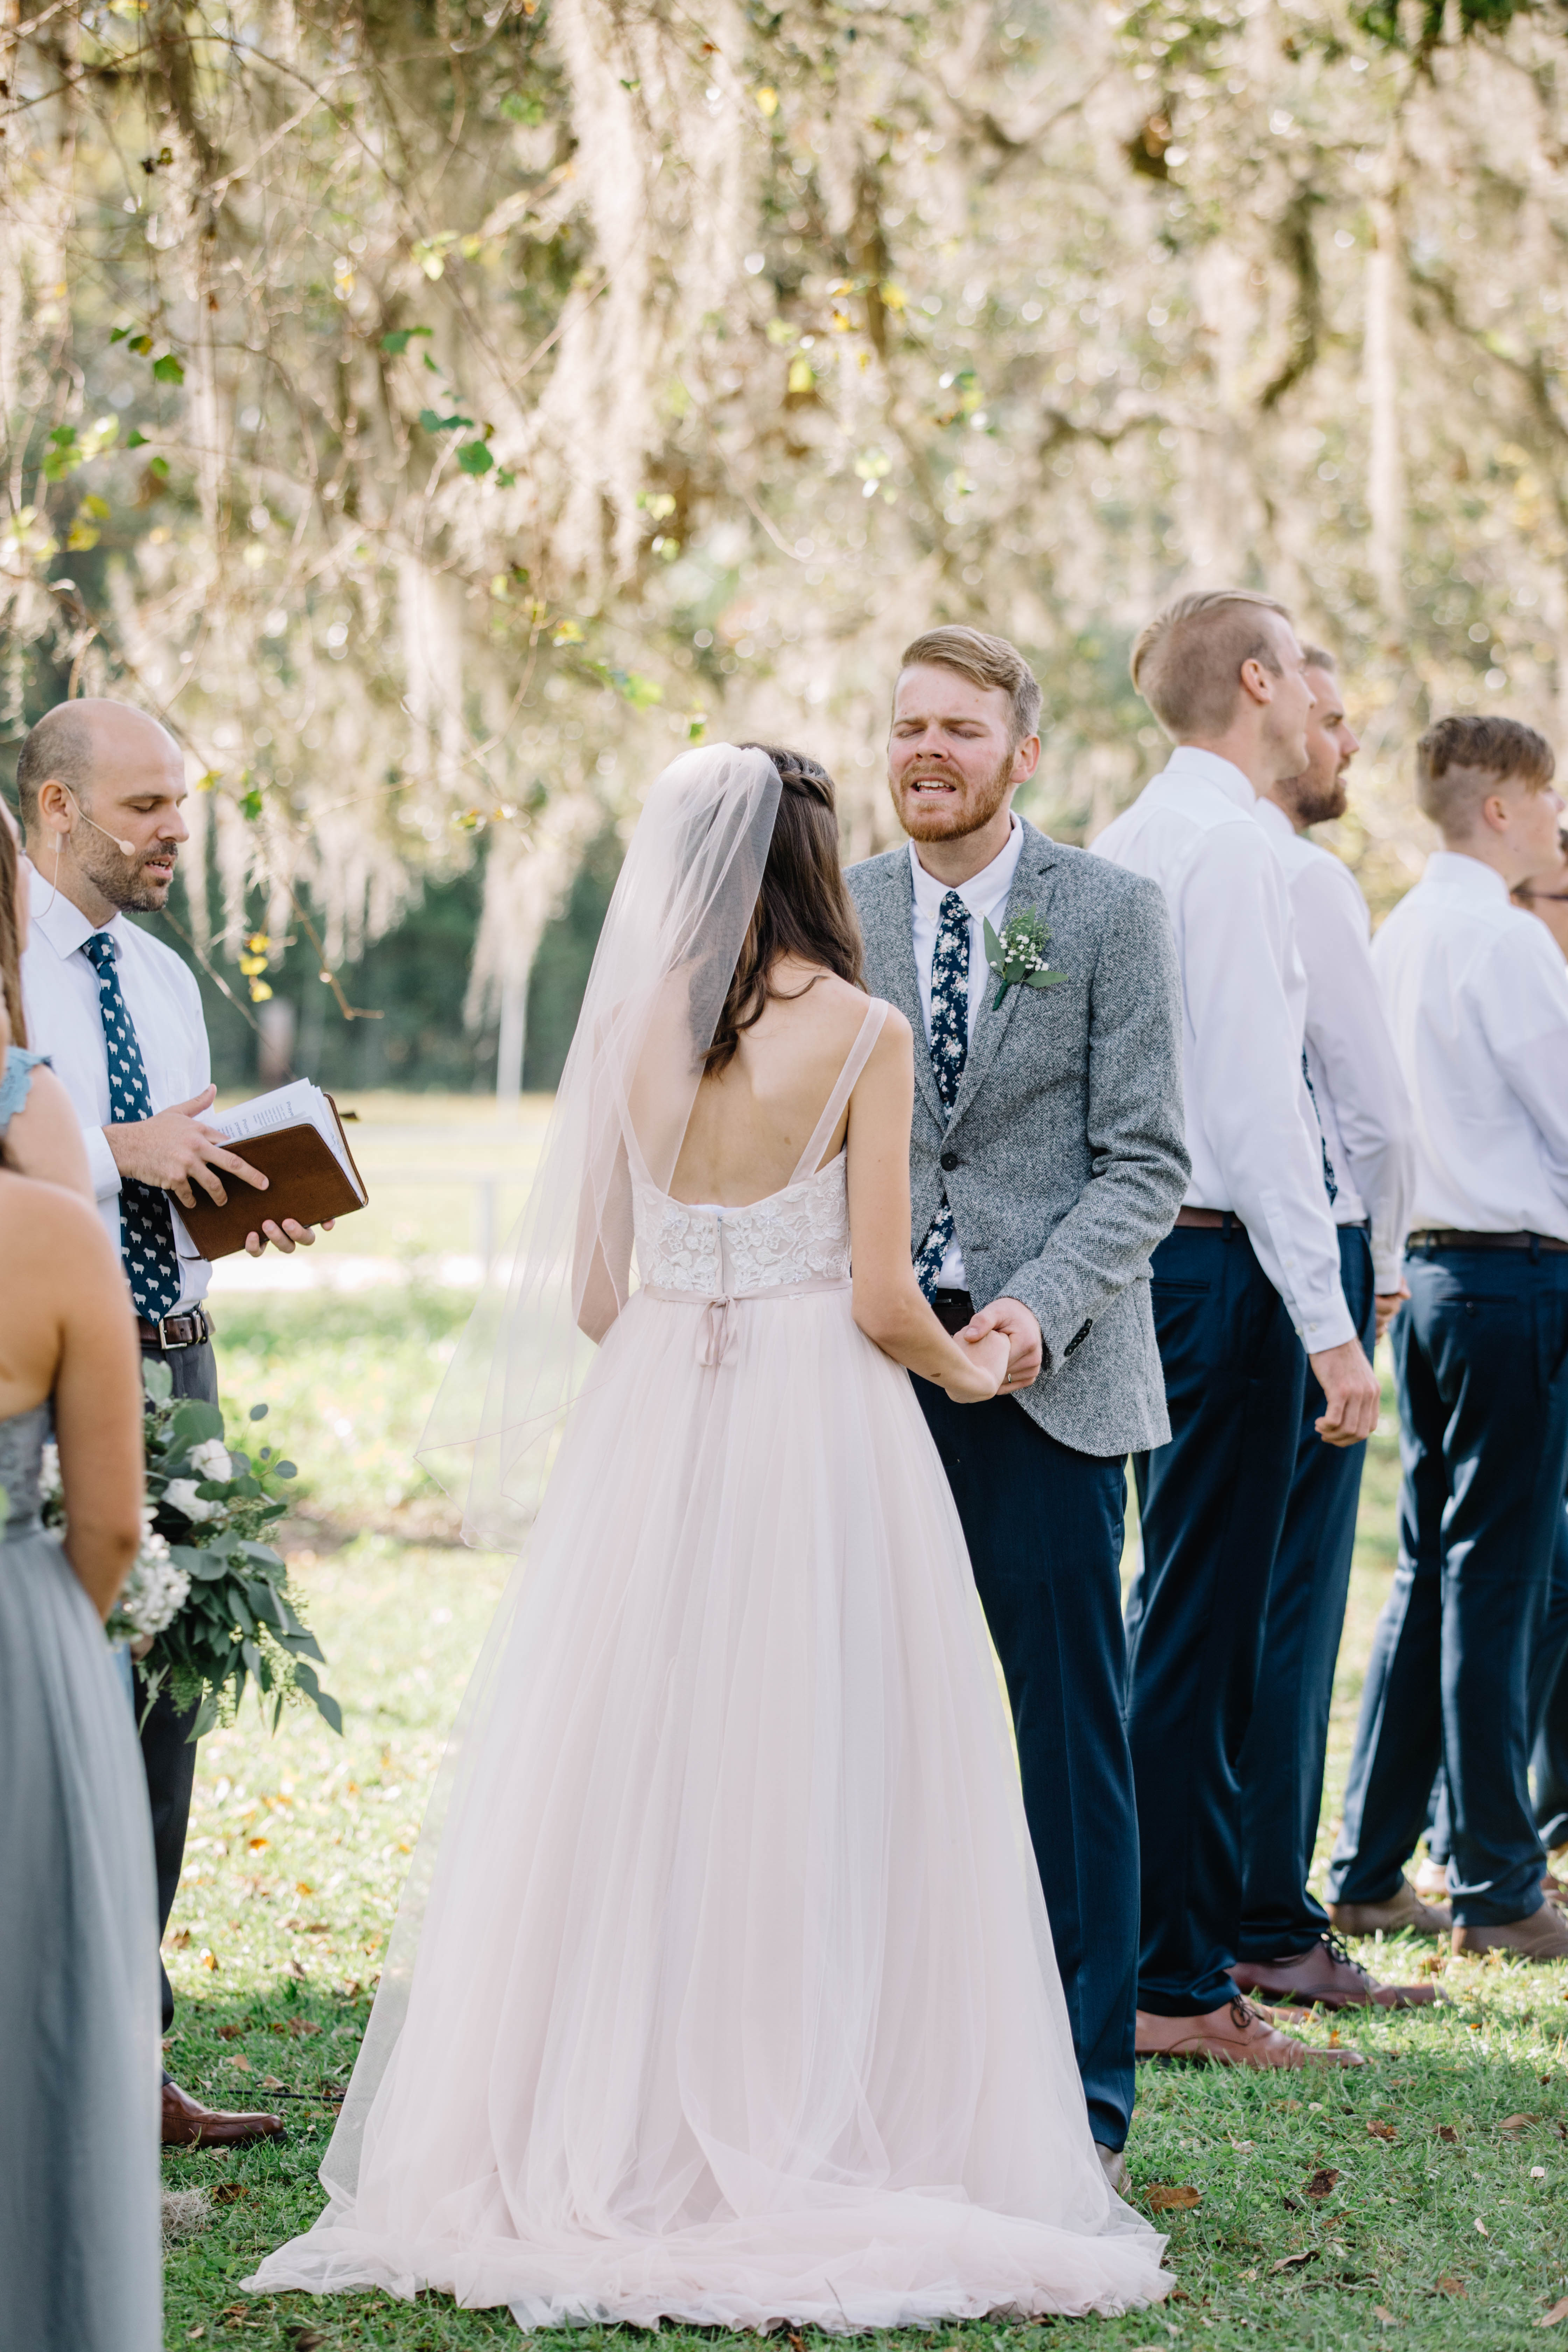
left=908, top=814, right=1025, bottom=919
left=1420, top=850, right=1513, bottom=906
left=1159, top=744, right=1259, bottom=812
left=25, top=857, right=125, bottom=960
left=1251, top=796, right=1297, bottom=845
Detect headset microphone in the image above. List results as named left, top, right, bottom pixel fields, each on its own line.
left=62, top=789, right=135, bottom=858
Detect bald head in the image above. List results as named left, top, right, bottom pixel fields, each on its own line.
left=17, top=698, right=188, bottom=922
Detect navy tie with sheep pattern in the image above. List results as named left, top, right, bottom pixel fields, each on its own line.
left=82, top=930, right=184, bottom=1320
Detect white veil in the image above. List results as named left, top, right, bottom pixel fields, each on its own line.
left=314, top=746, right=782, bottom=2214
left=417, top=738, right=783, bottom=1548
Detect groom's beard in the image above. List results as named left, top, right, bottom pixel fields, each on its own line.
left=891, top=748, right=1015, bottom=843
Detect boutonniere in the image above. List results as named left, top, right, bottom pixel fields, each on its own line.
left=982, top=908, right=1067, bottom=1010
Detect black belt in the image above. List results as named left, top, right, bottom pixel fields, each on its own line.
left=931, top=1287, right=975, bottom=1337
left=1407, top=1230, right=1568, bottom=1256
left=136, top=1306, right=212, bottom=1351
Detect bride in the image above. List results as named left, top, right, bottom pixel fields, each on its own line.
left=248, top=743, right=1169, bottom=2328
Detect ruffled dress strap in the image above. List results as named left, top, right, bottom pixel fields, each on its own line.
left=0, top=1048, right=49, bottom=1140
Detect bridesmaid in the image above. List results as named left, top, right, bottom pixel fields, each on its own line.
left=0, top=794, right=90, bottom=1189
left=0, top=804, right=162, bottom=2352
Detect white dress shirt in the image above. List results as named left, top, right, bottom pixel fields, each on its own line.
left=1253, top=798, right=1416, bottom=1291
left=20, top=858, right=213, bottom=1308
left=909, top=816, right=1026, bottom=1290
left=1091, top=747, right=1354, bottom=1350
left=1371, top=850, right=1568, bottom=1240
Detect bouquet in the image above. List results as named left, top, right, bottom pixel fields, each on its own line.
left=42, top=1362, right=341, bottom=1740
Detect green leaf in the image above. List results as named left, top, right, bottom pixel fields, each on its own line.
left=125, top=430, right=148, bottom=448
left=147, top=456, right=170, bottom=479
left=380, top=326, right=433, bottom=354
left=456, top=440, right=494, bottom=476
left=275, top=1461, right=298, bottom=1479
left=249, top=1402, right=269, bottom=1421
left=1026, top=968, right=1068, bottom=989
left=127, top=334, right=153, bottom=356
left=235, top=1540, right=286, bottom=1570
left=110, top=325, right=130, bottom=344
left=239, top=786, right=264, bottom=821
left=292, top=1659, right=344, bottom=1735
left=151, top=352, right=185, bottom=384
left=499, top=91, right=546, bottom=124
left=189, top=1690, right=221, bottom=1742
left=169, top=1399, right=224, bottom=1449
left=419, top=407, right=474, bottom=433
left=982, top=916, right=1004, bottom=966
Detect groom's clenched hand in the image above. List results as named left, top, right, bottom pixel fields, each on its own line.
left=1307, top=1336, right=1381, bottom=1448
left=960, top=1296, right=1043, bottom=1391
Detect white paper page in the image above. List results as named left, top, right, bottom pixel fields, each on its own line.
left=211, top=1082, right=364, bottom=1199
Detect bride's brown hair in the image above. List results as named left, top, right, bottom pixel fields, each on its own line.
left=704, top=746, right=864, bottom=1075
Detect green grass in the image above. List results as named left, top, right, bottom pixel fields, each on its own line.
left=161, top=1313, right=1568, bottom=2349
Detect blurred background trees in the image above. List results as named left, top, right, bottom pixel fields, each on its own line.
left=5, top=0, right=1567, bottom=1091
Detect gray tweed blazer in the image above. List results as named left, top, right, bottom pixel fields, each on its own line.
left=847, top=820, right=1189, bottom=1458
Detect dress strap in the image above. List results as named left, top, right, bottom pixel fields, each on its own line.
left=788, top=999, right=889, bottom=1187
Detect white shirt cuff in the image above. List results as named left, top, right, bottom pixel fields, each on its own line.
left=86, top=1124, right=122, bottom=1203
left=1297, top=1296, right=1358, bottom=1353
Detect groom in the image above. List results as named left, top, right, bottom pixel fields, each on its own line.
left=847, top=627, right=1188, bottom=2177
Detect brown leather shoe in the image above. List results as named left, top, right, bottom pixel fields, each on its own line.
left=1135, top=1994, right=1366, bottom=2068
left=1326, top=1875, right=1453, bottom=1937
left=161, top=2077, right=286, bottom=2148
left=1451, top=1905, right=1568, bottom=1962
left=1231, top=1932, right=1437, bottom=2012
left=1095, top=2142, right=1128, bottom=2195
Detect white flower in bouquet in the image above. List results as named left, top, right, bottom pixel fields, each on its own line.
left=187, top=1438, right=231, bottom=1483
left=37, top=1442, right=62, bottom=1508
left=163, top=1477, right=222, bottom=1525
left=107, top=1525, right=191, bottom=1644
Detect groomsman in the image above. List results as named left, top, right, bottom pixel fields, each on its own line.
left=1094, top=590, right=1380, bottom=2068
left=17, top=698, right=321, bottom=2142
left=1226, top=650, right=1434, bottom=2003
left=1325, top=717, right=1568, bottom=1960
left=847, top=627, right=1189, bottom=2181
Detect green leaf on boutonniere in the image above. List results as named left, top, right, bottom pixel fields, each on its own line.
left=982, top=908, right=1068, bottom=1010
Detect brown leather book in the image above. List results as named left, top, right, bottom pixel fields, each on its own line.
left=177, top=1096, right=367, bottom=1261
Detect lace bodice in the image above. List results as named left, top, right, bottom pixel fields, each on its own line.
left=0, top=1402, right=50, bottom=1539
left=634, top=1152, right=852, bottom=1296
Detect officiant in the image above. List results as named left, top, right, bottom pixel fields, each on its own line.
left=15, top=696, right=326, bottom=2149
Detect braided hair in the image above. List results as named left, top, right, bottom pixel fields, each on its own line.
left=704, top=744, right=865, bottom=1075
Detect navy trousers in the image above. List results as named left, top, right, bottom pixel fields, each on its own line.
left=1325, top=1247, right=1568, bottom=1927
left=1237, top=1228, right=1376, bottom=1959
left=1532, top=1499, right=1568, bottom=1850
left=915, top=1381, right=1137, bottom=2152
left=139, top=1334, right=216, bottom=2039
left=1129, top=1223, right=1306, bottom=2015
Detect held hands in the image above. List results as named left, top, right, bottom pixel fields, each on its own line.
left=1307, top=1335, right=1381, bottom=1448
left=943, top=1325, right=1011, bottom=1403
left=105, top=1085, right=331, bottom=1256
left=958, top=1295, right=1044, bottom=1391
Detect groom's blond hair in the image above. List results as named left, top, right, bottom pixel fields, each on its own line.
left=1132, top=589, right=1292, bottom=740
left=898, top=627, right=1041, bottom=747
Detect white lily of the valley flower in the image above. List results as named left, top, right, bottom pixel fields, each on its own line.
left=38, top=1442, right=62, bottom=1504
left=163, top=1477, right=220, bottom=1524
left=188, top=1438, right=232, bottom=1482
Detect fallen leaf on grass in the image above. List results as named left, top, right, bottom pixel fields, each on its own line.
left=199, top=1949, right=218, bottom=1972
left=1373, top=2308, right=1399, bottom=2328
left=1540, top=2298, right=1568, bottom=2328
left=168, top=1928, right=191, bottom=1951
left=1304, top=2168, right=1340, bottom=2200
left=262, top=2074, right=287, bottom=2090
left=268, top=2018, right=320, bottom=2037
left=226, top=2054, right=252, bottom=2072
left=214, top=2024, right=245, bottom=2040
left=1438, top=2126, right=1459, bottom=2143
left=1144, top=2182, right=1202, bottom=2211
left=1272, top=2251, right=1317, bottom=2273
left=246, top=1835, right=268, bottom=1851
left=210, top=2183, right=248, bottom=2206
left=1503, top=2113, right=1540, bottom=2130
left=1435, top=2277, right=1469, bottom=2297
left=1533, top=2166, right=1548, bottom=2179
left=1476, top=2218, right=1490, bottom=2235
left=1367, top=2120, right=1397, bottom=2142
left=286, top=2333, right=328, bottom=2351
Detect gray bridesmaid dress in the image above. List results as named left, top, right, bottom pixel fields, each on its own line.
left=0, top=1050, right=162, bottom=2351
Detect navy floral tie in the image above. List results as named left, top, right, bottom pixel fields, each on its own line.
left=914, top=889, right=970, bottom=1300
left=82, top=932, right=184, bottom=1320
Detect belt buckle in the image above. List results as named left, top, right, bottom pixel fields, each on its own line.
left=158, top=1312, right=194, bottom=1351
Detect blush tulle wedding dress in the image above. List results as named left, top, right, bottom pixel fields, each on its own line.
left=248, top=998, right=1168, bottom=2330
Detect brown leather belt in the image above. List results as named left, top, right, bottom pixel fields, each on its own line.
left=136, top=1306, right=212, bottom=1352
left=1408, top=1229, right=1568, bottom=1255
left=1174, top=1206, right=1242, bottom=1233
